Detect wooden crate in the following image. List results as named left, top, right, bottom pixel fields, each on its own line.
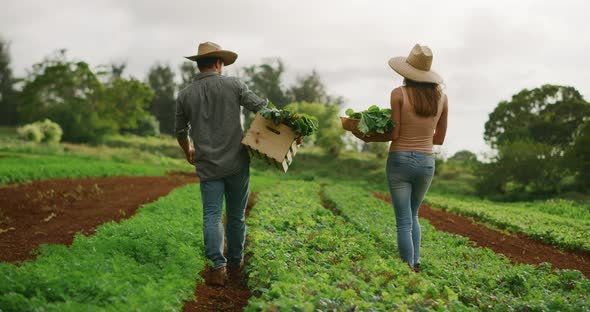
left=242, top=113, right=300, bottom=173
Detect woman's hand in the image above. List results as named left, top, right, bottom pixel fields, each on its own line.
left=353, top=132, right=370, bottom=142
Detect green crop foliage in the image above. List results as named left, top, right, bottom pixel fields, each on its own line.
left=259, top=103, right=319, bottom=137
left=323, top=184, right=590, bottom=310
left=0, top=184, right=205, bottom=311
left=245, top=181, right=466, bottom=311
left=345, top=105, right=395, bottom=135
left=0, top=153, right=169, bottom=185
left=426, top=193, right=590, bottom=252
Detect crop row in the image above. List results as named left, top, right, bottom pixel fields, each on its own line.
left=0, top=184, right=204, bottom=311
left=246, top=181, right=467, bottom=311
left=0, top=153, right=169, bottom=185
left=425, top=193, right=590, bottom=252
left=323, top=184, right=590, bottom=311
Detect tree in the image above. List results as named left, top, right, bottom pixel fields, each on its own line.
left=480, top=85, right=590, bottom=198
left=567, top=121, right=590, bottom=190
left=484, top=85, right=590, bottom=150
left=179, top=61, right=197, bottom=90
left=288, top=70, right=344, bottom=106
left=146, top=63, right=176, bottom=134
left=103, top=77, right=154, bottom=131
left=19, top=51, right=152, bottom=142
left=476, top=140, right=563, bottom=199
left=19, top=53, right=113, bottom=142
left=449, top=150, right=477, bottom=163
left=0, top=38, right=19, bottom=125
left=242, top=58, right=289, bottom=108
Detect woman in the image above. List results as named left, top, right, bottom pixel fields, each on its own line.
left=355, top=44, right=448, bottom=272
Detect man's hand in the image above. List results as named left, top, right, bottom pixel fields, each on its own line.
left=186, top=147, right=195, bottom=165
left=296, top=136, right=304, bottom=145
left=177, top=136, right=196, bottom=165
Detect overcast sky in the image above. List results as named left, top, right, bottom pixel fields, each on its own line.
left=2, top=0, right=589, bottom=156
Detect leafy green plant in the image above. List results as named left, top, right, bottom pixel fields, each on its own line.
left=0, top=184, right=205, bottom=311
left=246, top=181, right=463, bottom=310
left=0, top=153, right=169, bottom=185
left=425, top=193, right=590, bottom=252
left=345, top=105, right=394, bottom=135
left=16, top=123, right=43, bottom=143
left=323, top=184, right=590, bottom=310
left=17, top=119, right=63, bottom=144
left=259, top=103, right=319, bottom=137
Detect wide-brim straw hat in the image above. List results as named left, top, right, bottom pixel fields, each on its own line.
left=185, top=41, right=238, bottom=66
left=388, top=44, right=443, bottom=84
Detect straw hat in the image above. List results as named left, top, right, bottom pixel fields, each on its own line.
left=388, top=44, right=443, bottom=84
left=185, top=41, right=238, bottom=66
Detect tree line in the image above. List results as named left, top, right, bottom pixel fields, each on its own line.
left=2, top=38, right=588, bottom=198
left=0, top=39, right=346, bottom=155
left=477, top=85, right=590, bottom=199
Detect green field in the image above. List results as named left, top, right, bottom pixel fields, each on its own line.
left=0, top=132, right=189, bottom=185
left=0, top=184, right=205, bottom=311
left=1, top=132, right=589, bottom=310
left=425, top=193, right=590, bottom=252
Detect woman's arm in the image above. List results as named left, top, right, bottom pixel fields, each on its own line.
left=433, top=95, right=448, bottom=145
left=353, top=88, right=402, bottom=143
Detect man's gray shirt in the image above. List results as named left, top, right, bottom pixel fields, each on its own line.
left=175, top=72, right=266, bottom=181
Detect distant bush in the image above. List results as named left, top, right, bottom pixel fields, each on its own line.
left=134, top=115, right=160, bottom=137
left=38, top=119, right=63, bottom=143
left=17, top=123, right=43, bottom=143
left=17, top=119, right=62, bottom=143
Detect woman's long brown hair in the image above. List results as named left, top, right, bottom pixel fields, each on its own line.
left=404, top=78, right=441, bottom=117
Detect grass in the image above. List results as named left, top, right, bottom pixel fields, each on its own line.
left=0, top=132, right=192, bottom=185
left=0, top=184, right=205, bottom=311
left=0, top=152, right=174, bottom=185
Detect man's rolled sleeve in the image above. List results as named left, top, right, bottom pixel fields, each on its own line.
left=238, top=80, right=267, bottom=112
left=175, top=97, right=190, bottom=138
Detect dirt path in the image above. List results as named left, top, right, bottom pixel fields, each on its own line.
left=374, top=193, right=590, bottom=278
left=0, top=173, right=198, bottom=262
left=182, top=193, right=257, bottom=312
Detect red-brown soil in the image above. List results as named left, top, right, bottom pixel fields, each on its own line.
left=374, top=193, right=590, bottom=278
left=182, top=193, right=257, bottom=312
left=0, top=173, right=198, bottom=262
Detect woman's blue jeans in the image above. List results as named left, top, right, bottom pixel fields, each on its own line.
left=386, top=151, right=435, bottom=267
left=200, top=166, right=250, bottom=270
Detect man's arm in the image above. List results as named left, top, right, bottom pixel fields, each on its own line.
left=174, top=96, right=195, bottom=164
left=237, top=80, right=267, bottom=112
left=177, top=136, right=195, bottom=165
left=433, top=95, right=448, bottom=145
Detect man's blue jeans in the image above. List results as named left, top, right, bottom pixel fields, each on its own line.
left=200, top=166, right=249, bottom=270
left=386, top=151, right=435, bottom=267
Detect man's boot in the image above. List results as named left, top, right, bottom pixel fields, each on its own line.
left=206, top=266, right=227, bottom=287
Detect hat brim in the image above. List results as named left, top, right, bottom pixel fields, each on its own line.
left=185, top=50, right=238, bottom=66
left=388, top=57, right=443, bottom=84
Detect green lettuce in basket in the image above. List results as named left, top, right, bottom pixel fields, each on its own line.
left=345, top=105, right=395, bottom=135
left=260, top=103, right=319, bottom=137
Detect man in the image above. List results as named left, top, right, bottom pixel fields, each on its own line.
left=175, top=41, right=267, bottom=286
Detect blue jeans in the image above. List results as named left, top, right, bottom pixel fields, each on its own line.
left=200, top=166, right=250, bottom=270
left=386, top=151, right=435, bottom=267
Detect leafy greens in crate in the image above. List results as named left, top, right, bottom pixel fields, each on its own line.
left=259, top=103, right=319, bottom=137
